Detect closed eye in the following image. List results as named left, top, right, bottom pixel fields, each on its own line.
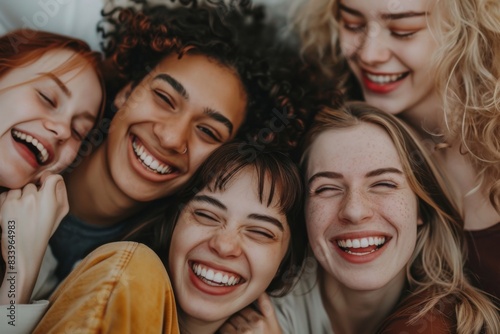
left=247, top=228, right=276, bottom=240
left=193, top=210, right=220, bottom=224
left=343, top=22, right=365, bottom=33
left=153, top=90, right=174, bottom=109
left=373, top=182, right=397, bottom=188
left=197, top=125, right=221, bottom=143
left=38, top=91, right=56, bottom=108
left=312, top=185, right=343, bottom=196
left=391, top=30, right=418, bottom=39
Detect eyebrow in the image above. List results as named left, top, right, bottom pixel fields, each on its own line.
left=154, top=74, right=234, bottom=135
left=365, top=167, right=403, bottom=177
left=192, top=195, right=285, bottom=231
left=248, top=213, right=284, bottom=231
left=339, top=4, right=428, bottom=20
left=41, top=72, right=71, bottom=97
left=154, top=74, right=188, bottom=99
left=308, top=171, right=343, bottom=186
left=308, top=168, right=403, bottom=185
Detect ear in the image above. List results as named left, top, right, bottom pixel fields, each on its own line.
left=114, top=83, right=133, bottom=109
left=417, top=215, right=424, bottom=226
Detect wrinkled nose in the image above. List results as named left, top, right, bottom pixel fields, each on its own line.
left=208, top=230, right=243, bottom=258
left=338, top=189, right=374, bottom=224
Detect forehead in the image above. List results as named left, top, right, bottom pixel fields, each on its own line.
left=0, top=48, right=85, bottom=88
left=204, top=167, right=285, bottom=210
left=340, top=0, right=433, bottom=15
left=307, top=123, right=403, bottom=174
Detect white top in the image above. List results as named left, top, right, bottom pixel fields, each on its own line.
left=271, top=258, right=334, bottom=334
left=0, top=247, right=58, bottom=334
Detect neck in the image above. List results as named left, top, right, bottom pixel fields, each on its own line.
left=319, top=267, right=406, bottom=334
left=400, top=91, right=444, bottom=141
left=64, top=145, right=145, bottom=226
left=178, top=311, right=226, bottom=334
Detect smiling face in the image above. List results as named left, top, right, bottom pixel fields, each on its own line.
left=168, top=167, right=290, bottom=327
left=339, top=0, right=440, bottom=116
left=0, top=49, right=102, bottom=189
left=305, top=123, right=422, bottom=291
left=106, top=53, right=247, bottom=202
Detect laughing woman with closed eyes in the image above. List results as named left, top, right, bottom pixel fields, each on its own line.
left=33, top=142, right=307, bottom=333
left=0, top=29, right=105, bottom=333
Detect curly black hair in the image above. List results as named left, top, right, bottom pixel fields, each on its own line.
left=98, top=0, right=339, bottom=154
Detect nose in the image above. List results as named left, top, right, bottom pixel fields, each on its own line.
left=208, top=229, right=243, bottom=258
left=338, top=189, right=374, bottom=224
left=153, top=116, right=189, bottom=155
left=356, top=22, right=391, bottom=66
left=43, top=117, right=72, bottom=141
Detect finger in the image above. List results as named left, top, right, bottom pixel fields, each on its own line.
left=39, top=174, right=63, bottom=192
left=21, top=183, right=37, bottom=195
left=229, top=314, right=252, bottom=330
left=239, top=307, right=263, bottom=323
left=257, top=293, right=276, bottom=318
left=0, top=192, right=8, bottom=207
left=38, top=170, right=55, bottom=187
left=5, top=189, right=22, bottom=200
left=218, top=322, right=238, bottom=334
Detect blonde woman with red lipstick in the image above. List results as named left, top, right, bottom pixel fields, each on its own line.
left=292, top=0, right=500, bottom=302
left=220, top=102, right=499, bottom=334
left=0, top=29, right=105, bottom=333
left=33, top=142, right=307, bottom=333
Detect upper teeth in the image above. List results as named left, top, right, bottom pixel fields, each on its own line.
left=192, top=263, right=241, bottom=286
left=337, top=236, right=386, bottom=249
left=12, top=130, right=49, bottom=163
left=366, top=73, right=405, bottom=84
left=132, top=140, right=173, bottom=175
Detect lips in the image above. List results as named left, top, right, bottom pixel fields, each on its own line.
left=11, top=129, right=52, bottom=165
left=131, top=136, right=178, bottom=175
left=191, top=262, right=243, bottom=287
left=361, top=70, right=409, bottom=94
left=337, top=236, right=386, bottom=256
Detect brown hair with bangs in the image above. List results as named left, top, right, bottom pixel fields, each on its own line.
left=130, top=142, right=307, bottom=296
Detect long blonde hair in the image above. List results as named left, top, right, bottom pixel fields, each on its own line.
left=293, top=0, right=500, bottom=211
left=301, top=102, right=500, bottom=334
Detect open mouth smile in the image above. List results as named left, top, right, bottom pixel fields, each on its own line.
left=364, top=71, right=409, bottom=85
left=191, top=262, right=244, bottom=287
left=12, top=129, right=50, bottom=165
left=337, top=236, right=386, bottom=256
left=132, top=137, right=177, bottom=175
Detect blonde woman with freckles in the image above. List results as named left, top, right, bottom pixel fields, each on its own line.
left=291, top=0, right=500, bottom=301
left=220, top=102, right=499, bottom=334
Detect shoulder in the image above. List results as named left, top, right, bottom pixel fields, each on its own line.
left=376, top=291, right=457, bottom=334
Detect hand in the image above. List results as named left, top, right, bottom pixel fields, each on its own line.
left=218, top=293, right=282, bottom=334
left=0, top=174, right=69, bottom=304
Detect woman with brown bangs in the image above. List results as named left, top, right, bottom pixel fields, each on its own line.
left=0, top=29, right=105, bottom=333
left=33, top=142, right=307, bottom=333
left=220, top=102, right=499, bottom=334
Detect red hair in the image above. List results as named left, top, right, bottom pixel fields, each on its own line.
left=0, top=29, right=105, bottom=119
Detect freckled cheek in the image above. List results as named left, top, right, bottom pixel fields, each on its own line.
left=305, top=200, right=334, bottom=241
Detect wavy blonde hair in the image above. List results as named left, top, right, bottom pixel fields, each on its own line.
left=293, top=0, right=500, bottom=211
left=300, top=102, right=499, bottom=334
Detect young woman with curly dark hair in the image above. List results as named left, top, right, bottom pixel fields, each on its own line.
left=44, top=0, right=322, bottom=289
